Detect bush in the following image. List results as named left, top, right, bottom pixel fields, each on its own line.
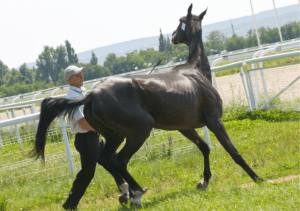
left=222, top=109, right=300, bottom=122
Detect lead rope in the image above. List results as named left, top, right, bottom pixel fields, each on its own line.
left=148, top=43, right=181, bottom=75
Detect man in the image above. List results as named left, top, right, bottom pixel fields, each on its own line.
left=62, top=65, right=104, bottom=210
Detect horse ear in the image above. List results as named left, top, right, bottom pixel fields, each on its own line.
left=199, top=8, right=208, bottom=20
left=187, top=3, right=192, bottom=16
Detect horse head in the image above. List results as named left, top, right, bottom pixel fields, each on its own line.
left=172, top=3, right=207, bottom=46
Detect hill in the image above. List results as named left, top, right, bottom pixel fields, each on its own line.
left=26, top=4, right=299, bottom=68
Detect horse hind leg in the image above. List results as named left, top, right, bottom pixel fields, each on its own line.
left=109, top=118, right=153, bottom=205
left=95, top=131, right=132, bottom=203
left=179, top=129, right=211, bottom=189
left=206, top=118, right=263, bottom=182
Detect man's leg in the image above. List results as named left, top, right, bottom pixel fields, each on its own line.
left=63, top=131, right=99, bottom=210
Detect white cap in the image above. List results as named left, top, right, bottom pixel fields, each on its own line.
left=64, top=65, right=85, bottom=80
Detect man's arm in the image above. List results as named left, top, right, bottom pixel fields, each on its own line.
left=77, top=118, right=95, bottom=131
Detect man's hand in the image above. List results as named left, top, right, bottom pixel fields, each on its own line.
left=77, top=118, right=95, bottom=131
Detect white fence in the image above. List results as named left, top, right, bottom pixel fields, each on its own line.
left=0, top=38, right=299, bottom=105
left=0, top=49, right=299, bottom=183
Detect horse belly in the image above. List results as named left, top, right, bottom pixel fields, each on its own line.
left=149, top=95, right=201, bottom=130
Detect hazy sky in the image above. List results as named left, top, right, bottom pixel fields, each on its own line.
left=0, top=0, right=298, bottom=69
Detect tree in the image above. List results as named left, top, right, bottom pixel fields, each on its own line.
left=281, top=21, right=300, bottom=40
left=5, top=68, right=23, bottom=87
left=159, top=29, right=167, bottom=52
left=225, top=35, right=246, bottom=51
left=65, top=40, right=78, bottom=64
left=0, top=60, right=9, bottom=86
left=52, top=45, right=69, bottom=84
left=19, top=63, right=34, bottom=84
left=139, top=48, right=164, bottom=66
left=111, top=56, right=127, bottom=75
left=166, top=35, right=172, bottom=51
left=205, top=30, right=226, bottom=54
left=172, top=44, right=189, bottom=61
left=103, top=53, right=117, bottom=72
left=36, top=45, right=68, bottom=85
left=125, top=51, right=146, bottom=72
left=82, top=64, right=108, bottom=80
left=258, top=27, right=269, bottom=44
left=245, top=29, right=258, bottom=48
left=90, top=52, right=98, bottom=65
left=36, top=46, right=53, bottom=83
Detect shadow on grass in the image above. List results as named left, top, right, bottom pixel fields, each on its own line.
left=114, top=187, right=207, bottom=211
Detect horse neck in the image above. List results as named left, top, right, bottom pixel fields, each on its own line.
left=186, top=32, right=212, bottom=83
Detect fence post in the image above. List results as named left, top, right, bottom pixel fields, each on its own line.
left=5, top=110, right=14, bottom=133
left=59, top=116, right=75, bottom=175
left=0, top=135, right=3, bottom=149
left=22, top=107, right=31, bottom=131
left=10, top=109, right=22, bottom=150
left=29, top=105, right=38, bottom=131
left=239, top=64, right=252, bottom=111
left=245, top=70, right=257, bottom=109
left=32, top=91, right=42, bottom=131
left=203, top=126, right=213, bottom=149
left=258, top=49, right=278, bottom=107
left=259, top=63, right=270, bottom=107
left=252, top=70, right=262, bottom=105
left=211, top=72, right=218, bottom=91
left=251, top=50, right=263, bottom=106
left=211, top=57, right=224, bottom=92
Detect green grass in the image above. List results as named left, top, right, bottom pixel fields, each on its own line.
left=0, top=109, right=299, bottom=210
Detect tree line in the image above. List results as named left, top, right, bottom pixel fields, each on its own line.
left=0, top=21, right=299, bottom=98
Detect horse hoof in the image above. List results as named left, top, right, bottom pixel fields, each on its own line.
left=143, top=187, right=148, bottom=193
left=197, top=181, right=208, bottom=189
left=118, top=183, right=130, bottom=204
left=119, top=193, right=130, bottom=204
left=131, top=201, right=142, bottom=207
left=131, top=188, right=147, bottom=206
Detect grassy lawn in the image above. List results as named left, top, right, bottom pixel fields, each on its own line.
left=0, top=110, right=299, bottom=210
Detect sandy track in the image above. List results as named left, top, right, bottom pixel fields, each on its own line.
left=240, top=175, right=300, bottom=188
left=216, top=63, right=300, bottom=105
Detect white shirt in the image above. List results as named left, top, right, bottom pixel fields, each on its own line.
left=66, top=85, right=89, bottom=134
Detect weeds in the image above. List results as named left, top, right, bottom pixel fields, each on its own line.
left=0, top=108, right=299, bottom=210
left=0, top=197, right=7, bottom=211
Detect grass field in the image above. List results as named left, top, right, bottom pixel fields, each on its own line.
left=0, top=109, right=299, bottom=210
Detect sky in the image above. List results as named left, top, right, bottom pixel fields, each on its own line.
left=0, top=0, right=298, bottom=69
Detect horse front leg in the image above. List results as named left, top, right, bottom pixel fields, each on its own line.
left=206, top=118, right=263, bottom=182
left=179, top=129, right=211, bottom=188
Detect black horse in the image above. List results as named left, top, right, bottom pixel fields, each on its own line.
left=32, top=4, right=263, bottom=206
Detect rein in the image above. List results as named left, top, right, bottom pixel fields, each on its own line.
left=148, top=43, right=181, bottom=75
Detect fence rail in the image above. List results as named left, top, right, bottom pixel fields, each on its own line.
left=0, top=48, right=299, bottom=183
left=1, top=38, right=299, bottom=105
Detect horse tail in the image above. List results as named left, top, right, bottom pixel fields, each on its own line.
left=30, top=95, right=91, bottom=160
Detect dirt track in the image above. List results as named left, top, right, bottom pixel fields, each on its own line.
left=0, top=63, right=299, bottom=121
left=240, top=175, right=300, bottom=188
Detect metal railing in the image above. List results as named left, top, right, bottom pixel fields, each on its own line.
left=1, top=38, right=299, bottom=105
left=0, top=49, right=299, bottom=182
